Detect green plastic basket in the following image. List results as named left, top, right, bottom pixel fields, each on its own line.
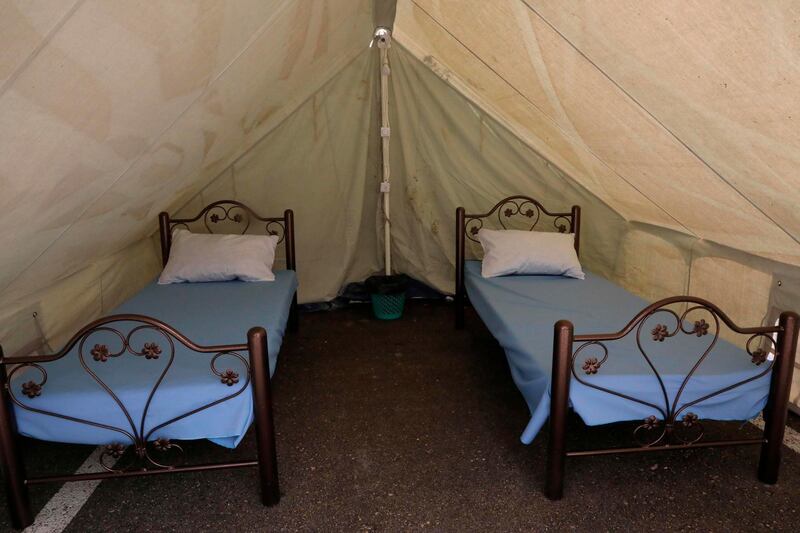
left=370, top=292, right=406, bottom=320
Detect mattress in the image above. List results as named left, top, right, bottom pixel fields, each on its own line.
left=464, top=261, right=771, bottom=444
left=11, top=271, right=298, bottom=449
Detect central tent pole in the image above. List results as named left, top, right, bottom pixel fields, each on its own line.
left=375, top=27, right=392, bottom=275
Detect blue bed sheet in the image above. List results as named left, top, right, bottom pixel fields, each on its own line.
left=464, top=261, right=770, bottom=444
left=11, top=271, right=297, bottom=449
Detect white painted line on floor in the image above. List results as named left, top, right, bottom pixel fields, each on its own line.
left=751, top=415, right=800, bottom=454
left=24, top=447, right=117, bottom=533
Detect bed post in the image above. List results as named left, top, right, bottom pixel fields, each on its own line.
left=158, top=212, right=171, bottom=267
left=455, top=207, right=466, bottom=329
left=284, top=209, right=298, bottom=333
left=571, top=205, right=581, bottom=256
left=248, top=327, right=280, bottom=505
left=545, top=320, right=574, bottom=500
left=758, top=310, right=799, bottom=484
left=0, top=348, right=33, bottom=529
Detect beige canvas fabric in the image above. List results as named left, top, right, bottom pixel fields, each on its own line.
left=1, top=1, right=798, bottom=409
left=1, top=0, right=375, bottom=352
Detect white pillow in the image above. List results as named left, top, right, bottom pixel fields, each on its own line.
left=158, top=229, right=279, bottom=284
left=478, top=229, right=584, bottom=279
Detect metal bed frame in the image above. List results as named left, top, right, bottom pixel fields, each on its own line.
left=454, top=195, right=799, bottom=498
left=0, top=200, right=297, bottom=529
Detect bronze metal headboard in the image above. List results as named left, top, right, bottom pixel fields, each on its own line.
left=454, top=195, right=581, bottom=328
left=158, top=200, right=296, bottom=273
left=158, top=199, right=298, bottom=332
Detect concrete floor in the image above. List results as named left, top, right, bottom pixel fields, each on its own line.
left=2, top=302, right=799, bottom=531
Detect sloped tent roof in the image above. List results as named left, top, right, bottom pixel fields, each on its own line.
left=1, top=1, right=798, bottom=406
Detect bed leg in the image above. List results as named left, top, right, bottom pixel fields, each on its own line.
left=545, top=320, right=573, bottom=500
left=0, top=360, right=33, bottom=529
left=288, top=295, right=299, bottom=333
left=455, top=293, right=465, bottom=330
left=758, top=311, right=798, bottom=484
left=247, top=328, right=280, bottom=505
left=455, top=207, right=466, bottom=330
left=284, top=209, right=298, bottom=334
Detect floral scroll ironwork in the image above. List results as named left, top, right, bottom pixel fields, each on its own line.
left=170, top=200, right=286, bottom=243
left=463, top=195, right=575, bottom=243
left=6, top=317, right=251, bottom=474
left=570, top=302, right=778, bottom=448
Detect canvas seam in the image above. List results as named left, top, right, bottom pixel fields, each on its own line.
left=169, top=47, right=370, bottom=234
left=522, top=0, right=800, bottom=248
left=406, top=0, right=695, bottom=237
left=0, top=0, right=86, bottom=101
left=0, top=0, right=296, bottom=294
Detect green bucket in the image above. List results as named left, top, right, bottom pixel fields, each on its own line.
left=366, top=274, right=408, bottom=320
left=370, top=292, right=406, bottom=320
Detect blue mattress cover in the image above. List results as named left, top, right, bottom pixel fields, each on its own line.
left=11, top=271, right=297, bottom=449
left=464, top=261, right=770, bottom=444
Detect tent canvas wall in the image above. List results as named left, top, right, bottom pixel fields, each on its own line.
left=2, top=0, right=799, bottom=409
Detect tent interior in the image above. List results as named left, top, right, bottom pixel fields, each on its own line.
left=1, top=0, right=799, bottom=529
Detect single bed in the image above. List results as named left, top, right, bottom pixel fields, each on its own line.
left=455, top=195, right=798, bottom=498
left=0, top=200, right=297, bottom=529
